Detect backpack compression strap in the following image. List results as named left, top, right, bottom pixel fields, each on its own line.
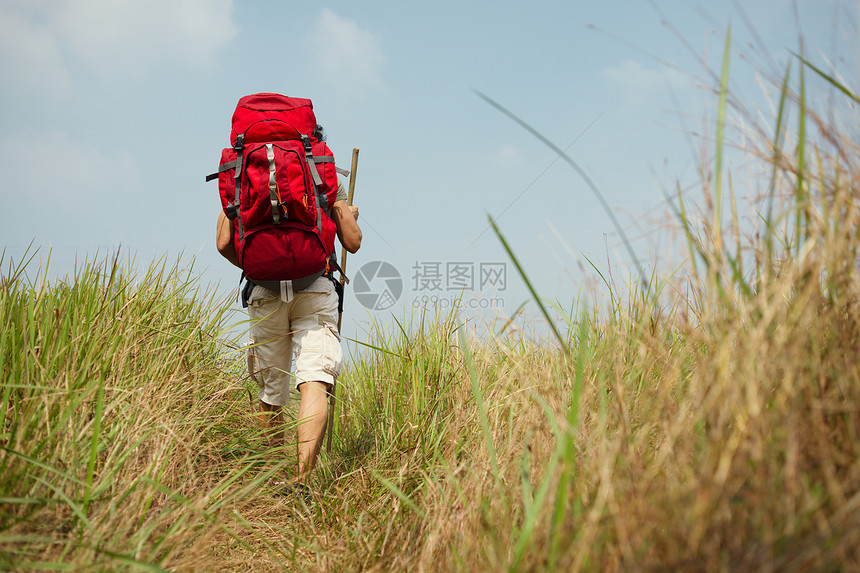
left=302, top=135, right=326, bottom=233
left=230, top=135, right=245, bottom=241
left=205, top=135, right=246, bottom=242
left=300, top=138, right=351, bottom=231
left=313, top=156, right=351, bottom=179
left=265, top=144, right=281, bottom=224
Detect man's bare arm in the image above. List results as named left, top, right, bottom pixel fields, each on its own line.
left=216, top=211, right=241, bottom=268
left=330, top=200, right=362, bottom=254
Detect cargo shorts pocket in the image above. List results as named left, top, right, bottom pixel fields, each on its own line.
left=247, top=343, right=260, bottom=385
left=294, top=323, right=343, bottom=386
left=321, top=323, right=343, bottom=379
left=246, top=336, right=270, bottom=403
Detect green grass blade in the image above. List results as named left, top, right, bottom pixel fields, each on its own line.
left=9, top=562, right=75, bottom=571
left=457, top=324, right=499, bottom=480
left=729, top=173, right=742, bottom=288
left=511, top=442, right=562, bottom=572
left=550, top=316, right=587, bottom=568
left=793, top=52, right=860, bottom=105
left=343, top=336, right=407, bottom=359
left=473, top=89, right=644, bottom=284
left=82, top=381, right=105, bottom=513
left=669, top=180, right=701, bottom=278
left=796, top=52, right=808, bottom=253
left=582, top=253, right=616, bottom=312
left=488, top=215, right=569, bottom=354
left=372, top=471, right=427, bottom=519
left=94, top=548, right=173, bottom=573
left=495, top=300, right=528, bottom=337
left=713, top=25, right=731, bottom=257
left=765, top=61, right=792, bottom=273
left=30, top=475, right=93, bottom=533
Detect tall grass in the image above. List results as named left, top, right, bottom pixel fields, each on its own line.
left=300, top=47, right=860, bottom=570
left=0, top=253, right=268, bottom=570
left=3, top=45, right=860, bottom=571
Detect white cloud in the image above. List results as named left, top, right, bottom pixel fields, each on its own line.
left=601, top=59, right=687, bottom=104
left=488, top=144, right=522, bottom=166
left=0, top=131, right=145, bottom=259
left=311, top=9, right=385, bottom=97
left=49, top=0, right=238, bottom=74
left=0, top=0, right=237, bottom=97
left=0, top=131, right=140, bottom=218
left=0, top=4, right=71, bottom=100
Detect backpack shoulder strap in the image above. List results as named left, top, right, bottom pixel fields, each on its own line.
left=301, top=135, right=326, bottom=232
left=311, top=155, right=350, bottom=178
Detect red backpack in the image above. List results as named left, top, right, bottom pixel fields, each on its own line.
left=206, top=93, right=345, bottom=297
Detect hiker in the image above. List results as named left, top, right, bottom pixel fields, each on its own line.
left=209, top=94, right=362, bottom=495
left=215, top=177, right=360, bottom=487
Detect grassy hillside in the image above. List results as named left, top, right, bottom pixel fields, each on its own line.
left=2, top=53, right=860, bottom=571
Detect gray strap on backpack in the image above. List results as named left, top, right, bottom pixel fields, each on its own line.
left=313, top=156, right=350, bottom=178
left=302, top=136, right=325, bottom=233
left=205, top=159, right=240, bottom=182
left=232, top=135, right=245, bottom=241
left=266, top=144, right=281, bottom=224
left=302, top=135, right=324, bottom=186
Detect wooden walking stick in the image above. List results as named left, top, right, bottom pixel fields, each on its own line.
left=327, top=148, right=359, bottom=451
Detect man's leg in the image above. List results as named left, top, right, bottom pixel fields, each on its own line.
left=296, top=380, right=329, bottom=483
left=246, top=288, right=293, bottom=452
left=257, top=400, right=284, bottom=448
left=290, top=285, right=343, bottom=485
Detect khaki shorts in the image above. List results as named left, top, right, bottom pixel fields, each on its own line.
left=246, top=281, right=343, bottom=407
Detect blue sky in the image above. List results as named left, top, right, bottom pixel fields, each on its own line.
left=2, top=0, right=857, bottom=344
